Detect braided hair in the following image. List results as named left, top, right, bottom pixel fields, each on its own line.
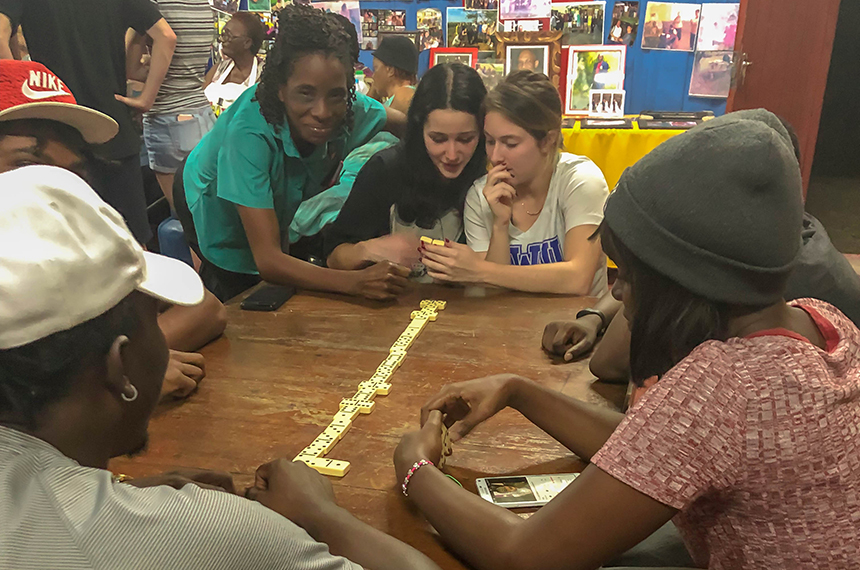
left=254, top=4, right=356, bottom=129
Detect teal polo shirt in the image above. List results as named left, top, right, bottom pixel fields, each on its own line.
left=182, top=86, right=387, bottom=275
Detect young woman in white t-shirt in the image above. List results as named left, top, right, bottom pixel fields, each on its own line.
left=420, top=71, right=609, bottom=295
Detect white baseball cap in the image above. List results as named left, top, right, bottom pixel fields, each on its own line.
left=0, top=165, right=205, bottom=350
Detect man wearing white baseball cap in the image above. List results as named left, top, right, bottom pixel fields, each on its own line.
left=0, top=165, right=439, bottom=570
left=0, top=58, right=227, bottom=401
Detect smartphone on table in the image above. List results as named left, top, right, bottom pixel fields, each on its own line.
left=475, top=473, right=580, bottom=509
left=240, top=285, right=296, bottom=312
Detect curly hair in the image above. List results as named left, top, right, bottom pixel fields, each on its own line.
left=254, top=4, right=356, bottom=129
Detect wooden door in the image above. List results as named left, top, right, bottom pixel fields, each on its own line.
left=727, top=0, right=842, bottom=193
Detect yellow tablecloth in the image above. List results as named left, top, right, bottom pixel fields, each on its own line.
left=562, top=123, right=686, bottom=190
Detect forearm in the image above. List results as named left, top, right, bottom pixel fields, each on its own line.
left=589, top=311, right=631, bottom=382
left=0, top=16, right=13, bottom=59
left=327, top=242, right=371, bottom=270
left=484, top=223, right=511, bottom=265
left=304, top=503, right=440, bottom=570
left=404, top=467, right=527, bottom=570
left=158, top=291, right=227, bottom=352
left=508, top=376, right=624, bottom=461
left=478, top=260, right=595, bottom=295
left=140, top=21, right=176, bottom=108
left=256, top=250, right=355, bottom=294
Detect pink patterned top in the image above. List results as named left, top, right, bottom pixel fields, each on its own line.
left=591, top=299, right=860, bottom=569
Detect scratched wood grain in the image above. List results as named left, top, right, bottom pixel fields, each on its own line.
left=111, top=284, right=624, bottom=569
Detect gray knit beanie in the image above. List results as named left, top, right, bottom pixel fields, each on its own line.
left=604, top=109, right=803, bottom=306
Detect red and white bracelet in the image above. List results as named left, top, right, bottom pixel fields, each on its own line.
left=401, top=459, right=434, bottom=496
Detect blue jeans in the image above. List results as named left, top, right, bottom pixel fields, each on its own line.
left=143, top=106, right=215, bottom=174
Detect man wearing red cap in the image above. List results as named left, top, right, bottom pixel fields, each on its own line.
left=0, top=0, right=177, bottom=244
left=0, top=59, right=227, bottom=403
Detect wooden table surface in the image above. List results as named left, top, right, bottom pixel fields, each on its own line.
left=111, top=284, right=625, bottom=569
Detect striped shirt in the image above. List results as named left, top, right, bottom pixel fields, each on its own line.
left=0, top=426, right=362, bottom=570
left=148, top=0, right=213, bottom=114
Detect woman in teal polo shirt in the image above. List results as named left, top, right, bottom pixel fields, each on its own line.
left=174, top=5, right=409, bottom=301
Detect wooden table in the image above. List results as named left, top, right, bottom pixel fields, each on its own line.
left=111, top=284, right=625, bottom=569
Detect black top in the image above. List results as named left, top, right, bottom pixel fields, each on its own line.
left=0, top=0, right=163, bottom=158
left=324, top=146, right=404, bottom=259
left=787, top=213, right=860, bottom=326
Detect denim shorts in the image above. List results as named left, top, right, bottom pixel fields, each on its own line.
left=143, top=106, right=216, bottom=174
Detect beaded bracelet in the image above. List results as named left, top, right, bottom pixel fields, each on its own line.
left=402, top=459, right=434, bottom=496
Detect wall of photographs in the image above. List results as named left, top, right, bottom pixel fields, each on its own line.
left=228, top=0, right=739, bottom=115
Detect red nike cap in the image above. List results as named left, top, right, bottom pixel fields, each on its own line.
left=0, top=60, right=118, bottom=145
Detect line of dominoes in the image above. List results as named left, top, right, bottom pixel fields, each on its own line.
left=293, top=299, right=447, bottom=477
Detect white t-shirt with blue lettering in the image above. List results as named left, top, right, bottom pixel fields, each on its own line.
left=464, top=153, right=609, bottom=296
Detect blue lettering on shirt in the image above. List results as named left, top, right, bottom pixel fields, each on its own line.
left=510, top=237, right=564, bottom=265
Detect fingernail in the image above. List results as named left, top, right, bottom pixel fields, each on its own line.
left=444, top=239, right=450, bottom=245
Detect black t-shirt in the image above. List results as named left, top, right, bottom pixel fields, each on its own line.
left=0, top=0, right=162, bottom=158
left=786, top=213, right=860, bottom=326
left=323, top=145, right=408, bottom=259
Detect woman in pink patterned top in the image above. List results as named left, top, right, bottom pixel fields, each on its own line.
left=393, top=109, right=860, bottom=569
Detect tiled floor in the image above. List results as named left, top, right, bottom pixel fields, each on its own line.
left=806, top=176, right=860, bottom=254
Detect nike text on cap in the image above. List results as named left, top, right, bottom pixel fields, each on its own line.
left=0, top=60, right=118, bottom=145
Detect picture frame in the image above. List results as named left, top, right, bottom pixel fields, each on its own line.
left=378, top=30, right=422, bottom=48
left=494, top=30, right=563, bottom=88
left=430, top=47, right=480, bottom=68
left=505, top=44, right=550, bottom=76
left=689, top=50, right=734, bottom=98
left=550, top=1, right=606, bottom=46
left=563, top=44, right=626, bottom=115
left=588, top=89, right=625, bottom=117
left=580, top=117, right=634, bottom=129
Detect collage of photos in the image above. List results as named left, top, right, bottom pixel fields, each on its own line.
left=551, top=2, right=605, bottom=46
left=360, top=9, right=379, bottom=50
left=564, top=45, right=626, bottom=115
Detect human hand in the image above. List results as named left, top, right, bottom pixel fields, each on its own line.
left=483, top=164, right=516, bottom=226
left=245, top=459, right=339, bottom=531
left=542, top=314, right=603, bottom=362
left=420, top=374, right=523, bottom=442
left=394, top=410, right=447, bottom=482
left=361, top=233, right=421, bottom=268
left=420, top=241, right=486, bottom=283
left=127, top=468, right=237, bottom=494
left=160, top=350, right=205, bottom=401
left=350, top=261, right=411, bottom=300
left=115, top=92, right=155, bottom=113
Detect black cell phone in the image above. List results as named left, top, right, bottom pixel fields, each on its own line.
left=240, top=285, right=296, bottom=312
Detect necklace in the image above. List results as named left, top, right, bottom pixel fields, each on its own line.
left=519, top=200, right=543, bottom=216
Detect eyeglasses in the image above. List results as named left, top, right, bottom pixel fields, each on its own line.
left=218, top=29, right=247, bottom=42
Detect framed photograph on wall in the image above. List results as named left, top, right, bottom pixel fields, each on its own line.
left=589, top=89, right=625, bottom=117
left=447, top=8, right=500, bottom=51
left=696, top=2, right=739, bottom=51
left=378, top=30, right=422, bottom=48
left=495, top=31, right=562, bottom=87
left=417, top=8, right=444, bottom=51
left=500, top=0, right=551, bottom=21
left=640, top=2, right=701, bottom=51
left=689, top=50, right=734, bottom=98
left=430, top=47, right=480, bottom=68
left=608, top=1, right=639, bottom=46
left=563, top=44, right=626, bottom=115
left=550, top=1, right=606, bottom=45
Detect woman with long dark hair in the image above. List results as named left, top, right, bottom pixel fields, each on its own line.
left=325, top=63, right=487, bottom=273
left=388, top=110, right=860, bottom=569
left=175, top=5, right=408, bottom=302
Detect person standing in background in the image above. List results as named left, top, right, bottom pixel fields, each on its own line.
left=129, top=0, right=216, bottom=211
left=0, top=0, right=176, bottom=245
left=204, top=12, right=266, bottom=115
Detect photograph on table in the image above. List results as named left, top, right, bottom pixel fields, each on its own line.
left=550, top=2, right=605, bottom=46
left=563, top=45, right=626, bottom=115
left=417, top=8, right=444, bottom=51
left=209, top=0, right=239, bottom=15
left=496, top=31, right=562, bottom=87
left=589, top=89, right=625, bottom=117
left=500, top=19, right=544, bottom=32
left=378, top=9, right=407, bottom=33
left=312, top=1, right=364, bottom=44
left=247, top=0, right=271, bottom=12
left=696, top=2, right=739, bottom=51
left=500, top=0, right=551, bottom=21
left=361, top=9, right=379, bottom=50
left=689, top=50, right=734, bottom=98
left=580, top=117, right=633, bottom=129
left=378, top=30, right=421, bottom=48
left=430, top=47, right=479, bottom=68
left=640, top=2, right=701, bottom=50
left=446, top=8, right=500, bottom=51
left=467, top=0, right=500, bottom=9
left=608, top=1, right=639, bottom=46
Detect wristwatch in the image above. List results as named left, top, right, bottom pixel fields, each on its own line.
left=576, top=308, right=608, bottom=335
